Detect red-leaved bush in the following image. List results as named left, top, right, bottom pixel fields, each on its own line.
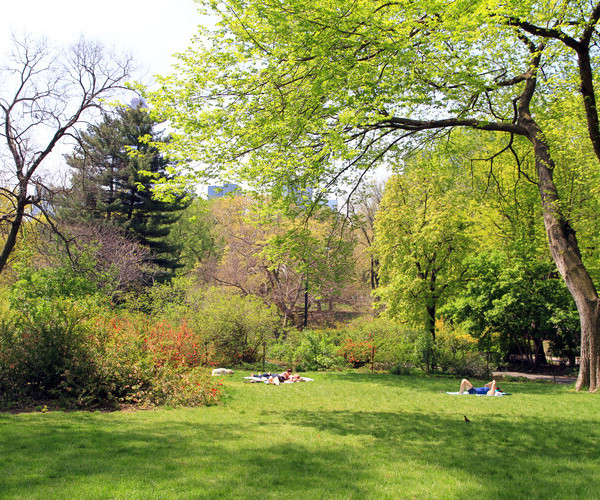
left=338, top=337, right=375, bottom=368
left=0, top=301, right=224, bottom=409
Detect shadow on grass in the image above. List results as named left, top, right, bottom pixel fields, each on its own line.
left=0, top=374, right=593, bottom=499
left=0, top=413, right=371, bottom=499
left=2, top=404, right=598, bottom=499
left=286, top=408, right=600, bottom=498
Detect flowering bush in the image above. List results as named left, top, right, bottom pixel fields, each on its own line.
left=0, top=300, right=224, bottom=409
left=133, top=284, right=281, bottom=367
left=144, top=367, right=223, bottom=407
left=338, top=337, right=374, bottom=368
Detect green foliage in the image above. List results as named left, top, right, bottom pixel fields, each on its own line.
left=413, top=329, right=438, bottom=374
left=293, top=329, right=342, bottom=371
left=374, top=150, right=474, bottom=334
left=332, top=315, right=489, bottom=375
left=196, top=289, right=281, bottom=365
left=445, top=251, right=579, bottom=365
left=0, top=298, right=108, bottom=405
left=146, top=0, right=593, bottom=198
left=128, top=282, right=282, bottom=367
left=435, top=321, right=490, bottom=378
left=0, top=298, right=223, bottom=409
left=63, top=106, right=190, bottom=282
left=165, top=197, right=216, bottom=273
left=268, top=329, right=302, bottom=367
left=146, top=0, right=600, bottom=388
left=8, top=251, right=109, bottom=308
left=336, top=316, right=417, bottom=368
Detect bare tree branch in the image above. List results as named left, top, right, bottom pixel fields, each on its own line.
left=0, top=34, right=134, bottom=274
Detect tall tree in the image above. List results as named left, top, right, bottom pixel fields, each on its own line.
left=64, top=106, right=189, bottom=281
left=448, top=250, right=579, bottom=368
left=347, top=181, right=383, bottom=291
left=374, top=151, right=473, bottom=341
left=150, top=0, right=600, bottom=390
left=0, top=35, right=132, bottom=274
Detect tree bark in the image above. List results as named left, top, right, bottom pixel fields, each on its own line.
left=0, top=199, right=26, bottom=274
left=525, top=120, right=600, bottom=391
left=533, top=335, right=547, bottom=367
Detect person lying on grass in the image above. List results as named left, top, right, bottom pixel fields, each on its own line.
left=252, top=368, right=293, bottom=385
left=459, top=379, right=501, bottom=395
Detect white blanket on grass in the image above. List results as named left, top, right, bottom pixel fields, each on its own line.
left=446, top=391, right=510, bottom=396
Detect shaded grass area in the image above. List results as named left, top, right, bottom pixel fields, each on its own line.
left=1, top=372, right=599, bottom=499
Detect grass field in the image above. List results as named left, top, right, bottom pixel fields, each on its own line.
left=1, top=372, right=599, bottom=499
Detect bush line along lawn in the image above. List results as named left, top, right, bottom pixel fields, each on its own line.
left=1, top=372, right=599, bottom=499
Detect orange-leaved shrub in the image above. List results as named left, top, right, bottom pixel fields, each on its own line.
left=0, top=299, right=224, bottom=409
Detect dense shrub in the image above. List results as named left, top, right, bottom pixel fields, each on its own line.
left=140, top=367, right=223, bottom=407
left=268, top=329, right=302, bottom=367
left=0, top=300, right=223, bottom=409
left=413, top=329, right=437, bottom=373
left=8, top=252, right=113, bottom=306
left=0, top=299, right=103, bottom=404
left=435, top=320, right=491, bottom=377
left=198, top=290, right=280, bottom=365
left=266, top=317, right=490, bottom=373
left=336, top=317, right=420, bottom=368
left=293, top=329, right=343, bottom=370
left=135, top=283, right=282, bottom=366
left=332, top=316, right=493, bottom=375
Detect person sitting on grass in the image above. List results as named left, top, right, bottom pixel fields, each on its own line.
left=459, top=379, right=501, bottom=395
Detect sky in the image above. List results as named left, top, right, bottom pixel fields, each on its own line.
left=1, top=0, right=205, bottom=80
left=1, top=0, right=208, bottom=181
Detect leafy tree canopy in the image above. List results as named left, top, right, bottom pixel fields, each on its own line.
left=149, top=0, right=594, bottom=196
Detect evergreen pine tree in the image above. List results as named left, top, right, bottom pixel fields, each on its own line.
left=64, top=104, right=189, bottom=282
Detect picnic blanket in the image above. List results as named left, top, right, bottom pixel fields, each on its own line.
left=244, top=376, right=314, bottom=384
left=446, top=391, right=511, bottom=396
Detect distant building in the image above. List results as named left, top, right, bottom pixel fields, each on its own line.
left=205, top=183, right=337, bottom=208
left=207, top=183, right=239, bottom=198
left=130, top=97, right=148, bottom=109
left=285, top=186, right=339, bottom=210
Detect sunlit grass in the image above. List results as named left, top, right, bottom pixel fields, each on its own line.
left=1, top=372, right=599, bottom=499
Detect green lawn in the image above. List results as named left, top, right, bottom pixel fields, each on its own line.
left=1, top=372, right=599, bottom=499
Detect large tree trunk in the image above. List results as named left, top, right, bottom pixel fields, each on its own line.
left=426, top=305, right=436, bottom=342
left=527, top=122, right=600, bottom=391
left=533, top=335, right=548, bottom=367
left=0, top=189, right=27, bottom=274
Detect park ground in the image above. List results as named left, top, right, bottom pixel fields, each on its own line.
left=1, top=372, right=599, bottom=499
